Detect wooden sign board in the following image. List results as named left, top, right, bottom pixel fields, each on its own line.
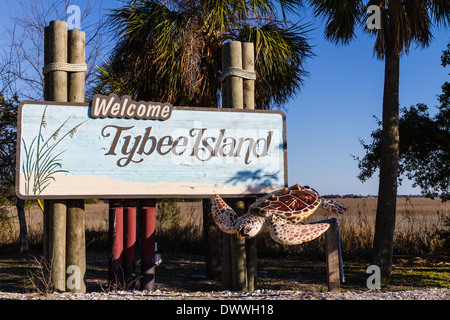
left=16, top=98, right=287, bottom=199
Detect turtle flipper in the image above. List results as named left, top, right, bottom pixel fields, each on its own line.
left=322, top=199, right=347, bottom=214
left=268, top=215, right=329, bottom=245
left=211, top=194, right=238, bottom=234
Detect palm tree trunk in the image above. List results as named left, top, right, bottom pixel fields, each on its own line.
left=372, top=45, right=400, bottom=284
left=16, top=197, right=30, bottom=253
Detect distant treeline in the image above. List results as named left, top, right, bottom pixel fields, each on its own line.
left=323, top=194, right=427, bottom=199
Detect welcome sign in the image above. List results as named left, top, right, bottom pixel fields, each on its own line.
left=16, top=96, right=287, bottom=199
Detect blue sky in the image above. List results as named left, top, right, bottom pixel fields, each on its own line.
left=285, top=18, right=449, bottom=196
left=2, top=0, right=449, bottom=196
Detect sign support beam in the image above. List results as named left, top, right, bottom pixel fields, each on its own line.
left=44, top=20, right=69, bottom=292
left=141, top=199, right=156, bottom=291
left=221, top=41, right=257, bottom=292
left=66, top=28, right=86, bottom=293
left=43, top=20, right=87, bottom=293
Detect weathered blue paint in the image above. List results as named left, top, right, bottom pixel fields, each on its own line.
left=16, top=101, right=287, bottom=199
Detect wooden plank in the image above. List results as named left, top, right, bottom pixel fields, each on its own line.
left=325, top=218, right=341, bottom=293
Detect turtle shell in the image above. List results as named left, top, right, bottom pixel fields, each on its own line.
left=250, top=183, right=322, bottom=224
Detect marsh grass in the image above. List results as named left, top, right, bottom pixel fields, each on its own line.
left=256, top=197, right=449, bottom=259
left=1, top=198, right=448, bottom=259
left=155, top=200, right=204, bottom=254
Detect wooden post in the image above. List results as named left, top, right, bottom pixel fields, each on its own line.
left=246, top=238, right=257, bottom=291
left=48, top=20, right=68, bottom=102
left=124, top=199, right=137, bottom=286
left=42, top=26, right=50, bottom=264
left=203, top=198, right=223, bottom=281
left=222, top=41, right=247, bottom=290
left=45, top=20, right=68, bottom=292
left=141, top=199, right=156, bottom=291
left=68, top=29, right=85, bottom=101
left=222, top=233, right=232, bottom=290
left=325, top=218, right=341, bottom=293
left=223, top=41, right=244, bottom=109
left=231, top=235, right=247, bottom=291
left=242, top=42, right=255, bottom=110
left=222, top=41, right=257, bottom=292
left=66, top=28, right=86, bottom=293
left=43, top=26, right=50, bottom=101
left=109, top=200, right=124, bottom=287
left=222, top=41, right=256, bottom=291
left=242, top=43, right=257, bottom=291
left=49, top=200, right=66, bottom=291
left=66, top=200, right=86, bottom=293
left=42, top=199, right=50, bottom=262
left=229, top=199, right=247, bottom=291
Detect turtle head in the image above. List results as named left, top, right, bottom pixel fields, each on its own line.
left=236, top=214, right=266, bottom=239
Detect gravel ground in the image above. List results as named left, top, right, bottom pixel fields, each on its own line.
left=0, top=288, right=448, bottom=300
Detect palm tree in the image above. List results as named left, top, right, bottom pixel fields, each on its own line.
left=96, top=0, right=314, bottom=281
left=94, top=0, right=313, bottom=109
left=307, top=0, right=449, bottom=283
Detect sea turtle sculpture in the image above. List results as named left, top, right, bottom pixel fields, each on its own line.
left=212, top=183, right=347, bottom=245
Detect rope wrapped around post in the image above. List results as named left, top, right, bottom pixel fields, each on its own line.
left=42, top=62, right=87, bottom=74
left=220, top=67, right=256, bottom=82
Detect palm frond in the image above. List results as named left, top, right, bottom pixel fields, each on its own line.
left=95, top=0, right=313, bottom=109
left=428, top=0, right=450, bottom=26
left=238, top=21, right=314, bottom=109
left=309, top=0, right=364, bottom=45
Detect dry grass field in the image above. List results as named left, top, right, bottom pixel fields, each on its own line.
left=0, top=197, right=448, bottom=294
left=315, top=197, right=449, bottom=257
left=0, top=197, right=448, bottom=258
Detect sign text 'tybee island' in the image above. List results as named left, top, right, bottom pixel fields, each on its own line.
left=16, top=95, right=287, bottom=199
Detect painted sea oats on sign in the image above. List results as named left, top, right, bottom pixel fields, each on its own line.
left=21, top=106, right=87, bottom=195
